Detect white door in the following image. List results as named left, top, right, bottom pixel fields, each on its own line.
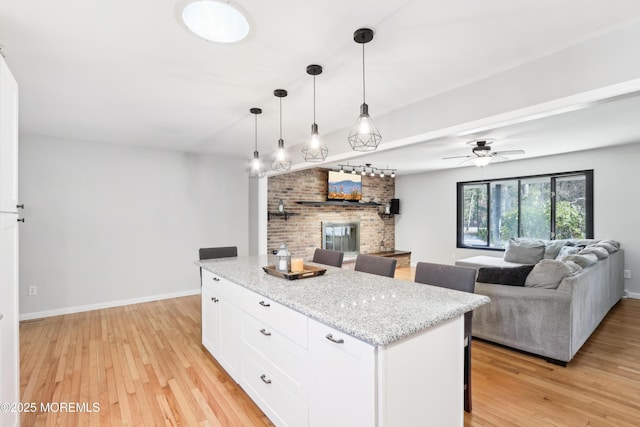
left=0, top=54, right=19, bottom=427
left=0, top=56, right=19, bottom=213
left=0, top=213, right=19, bottom=427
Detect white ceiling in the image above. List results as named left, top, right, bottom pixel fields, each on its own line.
left=2, top=0, right=640, bottom=175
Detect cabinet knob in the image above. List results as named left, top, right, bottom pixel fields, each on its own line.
left=260, top=328, right=272, bottom=336
left=212, top=277, right=220, bottom=282
left=260, top=374, right=272, bottom=384
left=17, top=218, right=24, bottom=223
left=326, top=334, right=345, bottom=344
left=259, top=301, right=271, bottom=308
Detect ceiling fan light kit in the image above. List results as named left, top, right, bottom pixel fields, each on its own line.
left=348, top=28, right=382, bottom=152
left=443, top=139, right=525, bottom=167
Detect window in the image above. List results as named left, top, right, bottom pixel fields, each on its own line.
left=457, top=170, right=593, bottom=249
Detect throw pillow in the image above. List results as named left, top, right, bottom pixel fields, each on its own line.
left=580, top=246, right=609, bottom=259
left=543, top=239, right=570, bottom=259
left=599, top=239, right=620, bottom=250
left=524, top=259, right=582, bottom=289
left=595, top=242, right=618, bottom=253
left=556, top=245, right=579, bottom=261
left=504, top=238, right=546, bottom=264
left=563, top=253, right=598, bottom=268
left=476, top=265, right=535, bottom=286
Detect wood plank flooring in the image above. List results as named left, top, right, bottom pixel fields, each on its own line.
left=20, top=267, right=640, bottom=426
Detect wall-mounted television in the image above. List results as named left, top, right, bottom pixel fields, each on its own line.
left=328, top=170, right=362, bottom=201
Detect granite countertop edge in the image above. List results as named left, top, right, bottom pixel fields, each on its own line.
left=195, top=258, right=490, bottom=346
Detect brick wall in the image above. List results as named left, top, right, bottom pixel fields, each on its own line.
left=267, top=168, right=395, bottom=260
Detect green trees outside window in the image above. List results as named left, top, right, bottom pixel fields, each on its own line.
left=457, top=170, right=593, bottom=249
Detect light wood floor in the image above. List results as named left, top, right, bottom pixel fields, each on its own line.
left=20, top=267, right=640, bottom=426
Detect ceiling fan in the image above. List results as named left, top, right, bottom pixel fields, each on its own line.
left=443, top=139, right=525, bottom=167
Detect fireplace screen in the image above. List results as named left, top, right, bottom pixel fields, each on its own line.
left=322, top=222, right=360, bottom=256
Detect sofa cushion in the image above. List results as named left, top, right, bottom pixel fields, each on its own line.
left=544, top=239, right=571, bottom=259
left=599, top=239, right=620, bottom=250
left=595, top=242, right=618, bottom=253
left=524, top=259, right=582, bottom=289
left=556, top=245, right=579, bottom=261
left=561, top=253, right=598, bottom=268
left=476, top=265, right=535, bottom=286
left=504, top=238, right=546, bottom=264
left=580, top=246, right=609, bottom=259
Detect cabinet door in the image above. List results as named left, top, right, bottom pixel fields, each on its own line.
left=201, top=284, right=239, bottom=381
left=0, top=213, right=19, bottom=427
left=201, top=285, right=220, bottom=358
left=0, top=57, right=19, bottom=212
left=308, top=319, right=376, bottom=427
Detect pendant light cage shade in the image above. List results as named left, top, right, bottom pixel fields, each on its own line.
left=271, top=89, right=291, bottom=171
left=349, top=28, right=381, bottom=152
left=302, top=64, right=329, bottom=162
left=247, top=107, right=266, bottom=179
left=348, top=103, right=382, bottom=151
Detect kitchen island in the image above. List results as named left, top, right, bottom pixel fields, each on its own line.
left=196, top=255, right=489, bottom=427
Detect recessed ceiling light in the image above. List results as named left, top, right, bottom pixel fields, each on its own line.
left=181, top=1, right=250, bottom=43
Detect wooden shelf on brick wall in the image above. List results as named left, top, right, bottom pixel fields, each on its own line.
left=268, top=212, right=297, bottom=221
left=296, top=200, right=381, bottom=207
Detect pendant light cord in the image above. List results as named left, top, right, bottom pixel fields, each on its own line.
left=279, top=97, right=283, bottom=139
left=254, top=113, right=258, bottom=151
left=362, top=42, right=366, bottom=104
left=313, top=75, right=317, bottom=124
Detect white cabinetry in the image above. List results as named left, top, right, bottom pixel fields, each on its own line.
left=200, top=268, right=465, bottom=427
left=201, top=270, right=239, bottom=381
left=308, top=319, right=376, bottom=427
left=0, top=55, right=20, bottom=427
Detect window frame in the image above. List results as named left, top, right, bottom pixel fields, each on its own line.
left=456, top=170, right=593, bottom=250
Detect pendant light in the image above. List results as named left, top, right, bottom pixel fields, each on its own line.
left=270, top=89, right=291, bottom=171
left=348, top=28, right=382, bottom=152
left=247, top=107, right=266, bottom=179
left=301, top=64, right=328, bottom=162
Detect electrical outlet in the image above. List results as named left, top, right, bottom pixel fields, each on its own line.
left=624, top=269, right=631, bottom=279
left=28, top=286, right=37, bottom=296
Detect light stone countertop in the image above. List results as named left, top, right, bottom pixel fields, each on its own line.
left=196, top=255, right=490, bottom=346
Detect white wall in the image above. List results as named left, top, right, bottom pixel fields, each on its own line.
left=19, top=136, right=249, bottom=318
left=395, top=142, right=640, bottom=297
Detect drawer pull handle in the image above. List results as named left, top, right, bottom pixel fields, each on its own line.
left=260, top=374, right=272, bottom=384
left=326, top=334, right=344, bottom=344
left=213, top=277, right=220, bottom=282
left=260, top=328, right=271, bottom=336
left=259, top=301, right=271, bottom=307
left=211, top=297, right=219, bottom=303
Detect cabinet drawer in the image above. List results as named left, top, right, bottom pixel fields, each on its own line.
left=308, top=318, right=375, bottom=359
left=235, top=287, right=308, bottom=348
left=239, top=347, right=308, bottom=427
left=201, top=269, right=237, bottom=302
left=240, top=313, right=308, bottom=397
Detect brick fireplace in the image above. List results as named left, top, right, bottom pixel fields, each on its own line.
left=267, top=168, right=395, bottom=260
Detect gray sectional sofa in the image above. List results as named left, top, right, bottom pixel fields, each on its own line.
left=456, top=238, right=624, bottom=364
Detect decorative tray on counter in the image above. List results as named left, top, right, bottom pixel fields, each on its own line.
left=262, top=265, right=327, bottom=280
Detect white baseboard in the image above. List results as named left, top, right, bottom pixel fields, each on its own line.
left=625, top=291, right=640, bottom=299
left=19, top=288, right=202, bottom=321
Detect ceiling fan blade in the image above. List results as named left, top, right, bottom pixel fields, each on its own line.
left=493, top=149, right=525, bottom=156
left=442, top=155, right=472, bottom=160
